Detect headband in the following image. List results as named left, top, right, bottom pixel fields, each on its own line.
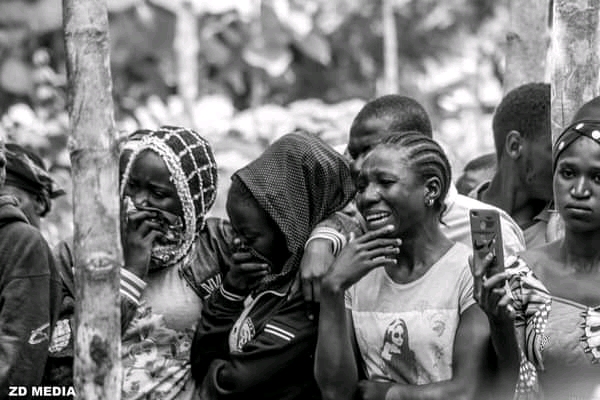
left=553, top=120, right=600, bottom=170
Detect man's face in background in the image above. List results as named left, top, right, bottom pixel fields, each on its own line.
left=347, top=116, right=395, bottom=182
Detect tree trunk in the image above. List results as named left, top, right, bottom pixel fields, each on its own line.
left=504, top=0, right=550, bottom=93
left=550, top=0, right=600, bottom=142
left=381, top=0, right=398, bottom=95
left=175, top=0, right=199, bottom=130
left=62, top=0, right=122, bottom=398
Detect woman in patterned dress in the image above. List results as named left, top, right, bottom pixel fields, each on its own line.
left=475, top=97, right=600, bottom=400
left=47, top=126, right=235, bottom=400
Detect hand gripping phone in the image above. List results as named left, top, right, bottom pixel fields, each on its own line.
left=469, top=209, right=504, bottom=277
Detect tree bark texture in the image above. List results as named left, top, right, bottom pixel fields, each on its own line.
left=551, top=0, right=600, bottom=142
left=175, top=0, right=200, bottom=130
left=381, top=0, right=398, bottom=95
left=62, top=0, right=122, bottom=398
left=504, top=0, right=550, bottom=93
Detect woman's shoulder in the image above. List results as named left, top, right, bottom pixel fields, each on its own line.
left=441, top=241, right=472, bottom=270
left=450, top=241, right=471, bottom=255
left=188, top=217, right=234, bottom=277
left=197, top=218, right=234, bottom=247
left=515, top=241, right=561, bottom=275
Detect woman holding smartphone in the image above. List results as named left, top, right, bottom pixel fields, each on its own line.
left=475, top=97, right=600, bottom=400
left=315, top=131, right=491, bottom=400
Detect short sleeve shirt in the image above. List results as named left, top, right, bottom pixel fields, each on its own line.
left=345, top=243, right=475, bottom=385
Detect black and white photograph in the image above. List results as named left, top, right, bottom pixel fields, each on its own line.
left=0, top=0, right=599, bottom=399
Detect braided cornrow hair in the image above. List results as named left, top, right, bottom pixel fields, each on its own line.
left=377, top=131, right=452, bottom=216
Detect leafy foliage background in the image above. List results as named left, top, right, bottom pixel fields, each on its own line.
left=0, top=0, right=510, bottom=246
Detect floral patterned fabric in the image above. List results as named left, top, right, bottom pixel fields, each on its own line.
left=507, top=256, right=600, bottom=400
left=121, top=305, right=197, bottom=400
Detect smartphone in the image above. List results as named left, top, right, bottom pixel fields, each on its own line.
left=469, top=209, right=504, bottom=277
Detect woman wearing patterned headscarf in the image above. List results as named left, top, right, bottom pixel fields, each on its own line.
left=190, top=130, right=356, bottom=400
left=476, top=97, right=600, bottom=400
left=46, top=126, right=235, bottom=400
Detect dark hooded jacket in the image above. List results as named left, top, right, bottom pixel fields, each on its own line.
left=190, top=131, right=355, bottom=400
left=0, top=195, right=61, bottom=398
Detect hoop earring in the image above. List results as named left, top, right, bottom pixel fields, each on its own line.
left=425, top=197, right=434, bottom=207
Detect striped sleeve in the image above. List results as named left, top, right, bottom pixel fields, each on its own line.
left=219, top=284, right=246, bottom=302
left=120, top=269, right=147, bottom=306
left=263, top=322, right=296, bottom=342
left=305, top=226, right=347, bottom=256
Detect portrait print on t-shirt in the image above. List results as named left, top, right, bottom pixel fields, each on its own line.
left=381, top=318, right=421, bottom=382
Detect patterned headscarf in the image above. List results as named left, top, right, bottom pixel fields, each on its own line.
left=553, top=96, right=600, bottom=170
left=120, top=126, right=218, bottom=266
left=233, top=130, right=356, bottom=290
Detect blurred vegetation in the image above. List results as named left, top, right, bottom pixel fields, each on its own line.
left=0, top=0, right=510, bottom=246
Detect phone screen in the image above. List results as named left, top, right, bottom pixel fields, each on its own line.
left=469, top=209, right=504, bottom=277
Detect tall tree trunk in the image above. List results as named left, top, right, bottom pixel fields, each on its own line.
left=175, top=0, right=200, bottom=130
left=381, top=0, right=398, bottom=95
left=62, top=0, right=122, bottom=398
left=550, top=0, right=600, bottom=143
left=504, top=0, right=550, bottom=93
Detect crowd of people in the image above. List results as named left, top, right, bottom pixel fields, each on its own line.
left=0, top=81, right=598, bottom=400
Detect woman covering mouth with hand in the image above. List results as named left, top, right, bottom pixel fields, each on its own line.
left=190, top=131, right=356, bottom=400
left=45, top=126, right=235, bottom=400
left=315, top=131, right=491, bottom=400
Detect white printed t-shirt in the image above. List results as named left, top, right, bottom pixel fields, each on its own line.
left=345, top=242, right=475, bottom=385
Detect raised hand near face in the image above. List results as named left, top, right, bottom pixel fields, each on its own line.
left=122, top=208, right=166, bottom=279
left=224, top=237, right=272, bottom=295
left=323, top=225, right=402, bottom=293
